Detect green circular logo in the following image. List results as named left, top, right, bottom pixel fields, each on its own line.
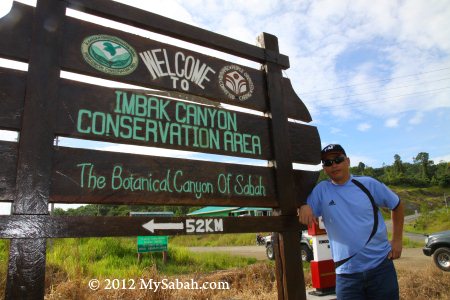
left=81, top=35, right=138, bottom=76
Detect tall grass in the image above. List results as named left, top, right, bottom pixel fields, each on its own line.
left=43, top=259, right=449, bottom=300
left=405, top=208, right=450, bottom=234
left=46, top=237, right=256, bottom=279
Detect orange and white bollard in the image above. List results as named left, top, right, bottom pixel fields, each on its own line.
left=308, top=217, right=336, bottom=296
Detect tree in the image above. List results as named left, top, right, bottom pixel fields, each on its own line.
left=413, top=152, right=433, bottom=180
left=393, top=154, right=404, bottom=175
left=435, top=162, right=450, bottom=187
left=357, top=162, right=366, bottom=175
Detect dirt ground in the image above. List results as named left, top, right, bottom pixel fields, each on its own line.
left=189, top=246, right=435, bottom=272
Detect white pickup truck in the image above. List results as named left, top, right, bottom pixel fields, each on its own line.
left=263, top=231, right=314, bottom=262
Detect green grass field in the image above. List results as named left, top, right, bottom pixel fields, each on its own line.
left=44, top=237, right=257, bottom=279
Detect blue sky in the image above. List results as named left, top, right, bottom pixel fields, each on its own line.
left=0, top=0, right=449, bottom=212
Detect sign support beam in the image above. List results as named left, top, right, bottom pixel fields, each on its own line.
left=258, top=33, right=307, bottom=300
left=5, top=1, right=65, bottom=299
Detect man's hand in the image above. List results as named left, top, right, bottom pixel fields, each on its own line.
left=298, top=205, right=318, bottom=226
left=388, top=238, right=402, bottom=259
left=389, top=200, right=404, bottom=260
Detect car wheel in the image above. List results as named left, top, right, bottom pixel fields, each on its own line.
left=300, top=244, right=313, bottom=262
left=266, top=244, right=274, bottom=260
left=433, top=247, right=450, bottom=272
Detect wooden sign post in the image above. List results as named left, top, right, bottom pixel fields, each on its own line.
left=0, top=1, right=321, bottom=299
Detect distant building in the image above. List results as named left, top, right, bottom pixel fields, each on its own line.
left=187, top=206, right=272, bottom=217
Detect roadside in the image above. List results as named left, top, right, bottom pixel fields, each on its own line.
left=188, top=246, right=431, bottom=271
left=385, top=213, right=426, bottom=243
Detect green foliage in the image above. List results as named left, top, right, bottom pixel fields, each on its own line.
left=405, top=208, right=450, bottom=234
left=44, top=237, right=256, bottom=279
left=350, top=153, right=449, bottom=188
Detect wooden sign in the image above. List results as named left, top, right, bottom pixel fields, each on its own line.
left=56, top=80, right=271, bottom=160
left=0, top=215, right=302, bottom=238
left=0, top=140, right=317, bottom=206
left=0, top=70, right=320, bottom=164
left=50, top=146, right=276, bottom=207
left=0, top=1, right=321, bottom=299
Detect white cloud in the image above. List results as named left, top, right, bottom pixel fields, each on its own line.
left=348, top=155, right=376, bottom=168
left=357, top=123, right=371, bottom=132
left=385, top=118, right=400, bottom=128
left=0, top=0, right=12, bottom=18
left=330, top=127, right=342, bottom=134
left=409, top=112, right=424, bottom=125
left=433, top=153, right=450, bottom=163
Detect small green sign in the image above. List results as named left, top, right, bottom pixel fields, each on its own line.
left=137, top=236, right=168, bottom=253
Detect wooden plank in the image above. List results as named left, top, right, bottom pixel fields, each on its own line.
left=64, top=0, right=290, bottom=69
left=61, top=17, right=268, bottom=111
left=0, top=142, right=17, bottom=202
left=0, top=2, right=33, bottom=62
left=0, top=141, right=317, bottom=205
left=293, top=170, right=320, bottom=206
left=56, top=79, right=319, bottom=163
left=56, top=79, right=271, bottom=160
left=289, top=123, right=321, bottom=165
left=6, top=1, right=66, bottom=299
left=0, top=72, right=320, bottom=164
left=0, top=68, right=26, bottom=130
left=283, top=78, right=312, bottom=123
left=6, top=239, right=46, bottom=300
left=0, top=215, right=302, bottom=239
left=50, top=146, right=277, bottom=207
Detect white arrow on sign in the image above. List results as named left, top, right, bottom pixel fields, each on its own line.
left=142, top=219, right=184, bottom=233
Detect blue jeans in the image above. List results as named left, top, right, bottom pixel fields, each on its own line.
left=336, top=258, right=399, bottom=300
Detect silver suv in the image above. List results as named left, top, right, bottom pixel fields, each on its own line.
left=423, top=230, right=450, bottom=272
left=264, top=231, right=313, bottom=262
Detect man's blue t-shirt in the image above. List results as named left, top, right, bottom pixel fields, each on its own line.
left=307, top=175, right=400, bottom=274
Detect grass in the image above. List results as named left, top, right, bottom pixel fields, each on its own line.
left=390, top=186, right=449, bottom=216
left=41, top=260, right=450, bottom=300
left=1, top=237, right=448, bottom=299
left=46, top=237, right=256, bottom=278
left=397, top=265, right=450, bottom=300
left=405, top=208, right=450, bottom=234
left=0, top=237, right=259, bottom=299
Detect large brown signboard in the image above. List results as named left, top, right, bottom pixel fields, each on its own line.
left=0, top=1, right=320, bottom=299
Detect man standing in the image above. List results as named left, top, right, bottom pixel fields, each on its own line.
left=299, top=144, right=404, bottom=299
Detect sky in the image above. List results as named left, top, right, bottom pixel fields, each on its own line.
left=0, top=0, right=449, bottom=213
left=103, top=0, right=450, bottom=168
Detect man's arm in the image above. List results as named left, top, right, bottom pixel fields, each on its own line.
left=389, top=200, right=404, bottom=259
left=298, top=205, right=318, bottom=226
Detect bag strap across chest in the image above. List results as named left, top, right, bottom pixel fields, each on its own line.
left=334, top=179, right=379, bottom=268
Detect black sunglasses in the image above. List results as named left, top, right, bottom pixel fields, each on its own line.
left=322, top=156, right=346, bottom=167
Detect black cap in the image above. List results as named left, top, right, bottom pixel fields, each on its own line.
left=321, top=144, right=346, bottom=159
